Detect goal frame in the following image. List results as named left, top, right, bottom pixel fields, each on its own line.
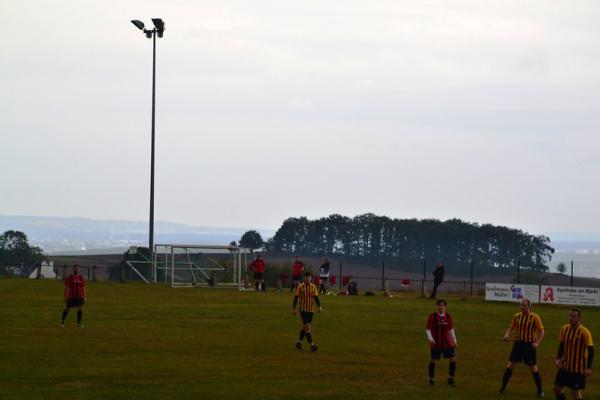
left=152, top=244, right=254, bottom=289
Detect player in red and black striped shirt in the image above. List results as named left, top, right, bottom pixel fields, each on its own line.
left=426, top=299, right=458, bottom=386
left=60, top=264, right=86, bottom=327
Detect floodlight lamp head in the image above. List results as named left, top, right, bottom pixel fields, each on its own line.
left=152, top=18, right=165, bottom=37
left=152, top=18, right=164, bottom=30
left=131, top=20, right=145, bottom=30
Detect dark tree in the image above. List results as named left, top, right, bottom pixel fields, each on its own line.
left=239, top=230, right=264, bottom=249
left=0, top=230, right=45, bottom=275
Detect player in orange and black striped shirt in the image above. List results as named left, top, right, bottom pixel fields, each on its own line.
left=292, top=272, right=321, bottom=352
left=554, top=308, right=594, bottom=400
left=498, top=298, right=545, bottom=397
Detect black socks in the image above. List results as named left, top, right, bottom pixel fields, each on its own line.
left=297, top=330, right=314, bottom=345
left=449, top=361, right=456, bottom=378
left=428, top=361, right=456, bottom=381
left=429, top=362, right=435, bottom=380
left=501, top=368, right=512, bottom=388
left=62, top=308, right=83, bottom=325
left=532, top=371, right=542, bottom=392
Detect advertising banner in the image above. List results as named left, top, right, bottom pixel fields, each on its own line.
left=485, top=283, right=540, bottom=303
left=540, top=286, right=600, bottom=306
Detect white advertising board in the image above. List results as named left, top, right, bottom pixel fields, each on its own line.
left=540, top=286, right=600, bottom=306
left=485, top=283, right=540, bottom=303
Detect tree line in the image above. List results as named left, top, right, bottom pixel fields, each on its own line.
left=265, top=214, right=554, bottom=275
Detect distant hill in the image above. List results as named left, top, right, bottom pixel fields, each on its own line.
left=0, top=215, right=275, bottom=254
left=551, top=241, right=600, bottom=251
left=548, top=231, right=600, bottom=243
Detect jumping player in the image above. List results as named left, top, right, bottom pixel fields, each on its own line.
left=60, top=264, right=86, bottom=327
left=554, top=308, right=594, bottom=400
left=499, top=298, right=545, bottom=397
left=426, top=299, right=458, bottom=386
left=292, top=272, right=321, bottom=352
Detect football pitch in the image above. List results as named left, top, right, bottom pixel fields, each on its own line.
left=1, top=280, right=598, bottom=400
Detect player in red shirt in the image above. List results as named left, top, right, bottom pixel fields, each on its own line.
left=60, top=264, right=86, bottom=327
left=290, top=256, right=305, bottom=292
left=249, top=254, right=266, bottom=291
left=426, top=299, right=457, bottom=386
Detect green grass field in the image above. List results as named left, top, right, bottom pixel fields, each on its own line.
left=1, top=280, right=598, bottom=400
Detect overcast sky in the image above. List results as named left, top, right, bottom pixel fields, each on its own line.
left=1, top=1, right=599, bottom=235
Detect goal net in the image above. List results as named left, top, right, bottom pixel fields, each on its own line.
left=153, top=244, right=254, bottom=289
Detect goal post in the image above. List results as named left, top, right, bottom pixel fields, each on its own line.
left=153, top=244, right=254, bottom=289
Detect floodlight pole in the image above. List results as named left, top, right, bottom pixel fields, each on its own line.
left=131, top=19, right=165, bottom=272
left=149, top=28, right=156, bottom=265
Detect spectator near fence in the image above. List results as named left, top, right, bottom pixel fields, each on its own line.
left=348, top=280, right=358, bottom=295
left=429, top=261, right=445, bottom=299
left=319, top=257, right=330, bottom=294
left=339, top=275, right=351, bottom=295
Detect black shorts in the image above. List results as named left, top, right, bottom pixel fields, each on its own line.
left=292, top=274, right=302, bottom=282
left=509, top=341, right=537, bottom=365
left=431, top=347, right=456, bottom=360
left=555, top=369, right=586, bottom=390
left=300, top=311, right=313, bottom=324
left=66, top=298, right=85, bottom=308
left=319, top=276, right=328, bottom=282
left=254, top=272, right=264, bottom=280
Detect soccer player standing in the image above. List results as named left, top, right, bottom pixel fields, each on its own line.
left=554, top=308, right=594, bottom=400
left=426, top=299, right=458, bottom=386
left=292, top=272, right=321, bottom=352
left=249, top=254, right=266, bottom=291
left=290, top=256, right=305, bottom=292
left=499, top=298, right=545, bottom=397
left=60, top=264, right=86, bottom=327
